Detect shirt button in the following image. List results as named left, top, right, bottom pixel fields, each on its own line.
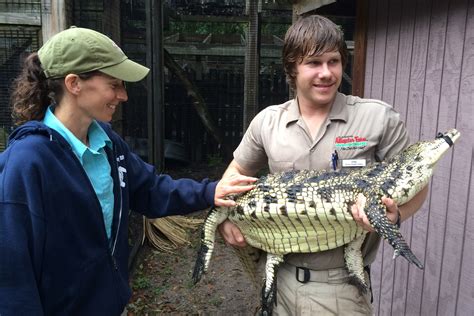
left=310, top=148, right=315, bottom=153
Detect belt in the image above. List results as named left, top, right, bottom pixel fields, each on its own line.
left=294, top=266, right=350, bottom=284
left=292, top=265, right=373, bottom=303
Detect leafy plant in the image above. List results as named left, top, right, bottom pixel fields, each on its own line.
left=133, top=275, right=151, bottom=290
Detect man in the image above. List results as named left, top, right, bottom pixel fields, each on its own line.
left=219, top=15, right=428, bottom=315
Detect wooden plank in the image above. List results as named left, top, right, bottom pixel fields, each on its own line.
left=390, top=1, right=417, bottom=314
left=352, top=0, right=368, bottom=97
left=362, top=0, right=378, bottom=309
left=294, top=0, right=336, bottom=15
left=456, top=150, right=474, bottom=316
left=455, top=3, right=474, bottom=313
left=243, top=1, right=260, bottom=130
left=363, top=0, right=377, bottom=96
left=436, top=1, right=470, bottom=315
left=0, top=12, right=41, bottom=25
left=176, top=13, right=291, bottom=24
left=41, top=0, right=67, bottom=42
left=367, top=0, right=387, bottom=312
left=407, top=0, right=448, bottom=314
left=368, top=0, right=387, bottom=101
left=399, top=0, right=430, bottom=313
left=164, top=44, right=281, bottom=58
left=378, top=1, right=402, bottom=314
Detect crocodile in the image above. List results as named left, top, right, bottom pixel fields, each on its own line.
left=192, top=129, right=460, bottom=315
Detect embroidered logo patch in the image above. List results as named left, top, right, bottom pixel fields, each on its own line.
left=118, top=166, right=127, bottom=188
left=335, top=136, right=368, bottom=150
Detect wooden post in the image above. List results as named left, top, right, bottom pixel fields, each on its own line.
left=352, top=0, right=368, bottom=97
left=41, top=0, right=67, bottom=42
left=145, top=0, right=164, bottom=170
left=243, top=0, right=261, bottom=131
left=103, top=0, right=123, bottom=134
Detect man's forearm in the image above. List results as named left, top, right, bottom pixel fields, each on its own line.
left=222, top=159, right=256, bottom=178
left=399, top=185, right=429, bottom=222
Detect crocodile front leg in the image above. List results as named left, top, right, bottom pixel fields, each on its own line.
left=365, top=195, right=424, bottom=269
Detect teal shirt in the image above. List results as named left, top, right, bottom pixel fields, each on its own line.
left=43, top=107, right=115, bottom=240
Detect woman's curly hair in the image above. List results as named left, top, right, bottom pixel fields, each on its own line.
left=10, top=53, right=63, bottom=125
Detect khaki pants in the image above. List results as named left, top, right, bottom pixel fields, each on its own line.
left=273, top=263, right=373, bottom=316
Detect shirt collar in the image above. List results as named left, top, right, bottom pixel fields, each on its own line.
left=285, top=92, right=349, bottom=126
left=43, top=106, right=112, bottom=161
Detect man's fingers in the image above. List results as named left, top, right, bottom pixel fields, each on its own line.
left=218, top=221, right=247, bottom=247
left=230, top=227, right=246, bottom=247
left=351, top=193, right=374, bottom=232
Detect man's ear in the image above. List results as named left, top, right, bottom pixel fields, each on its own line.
left=64, top=74, right=81, bottom=95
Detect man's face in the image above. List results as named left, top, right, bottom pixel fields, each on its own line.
left=294, top=51, right=343, bottom=108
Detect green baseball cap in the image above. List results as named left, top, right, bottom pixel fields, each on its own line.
left=38, top=26, right=149, bottom=82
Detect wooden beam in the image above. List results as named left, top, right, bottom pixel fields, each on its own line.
left=294, top=0, right=337, bottom=15
left=41, top=0, right=67, bottom=42
left=0, top=12, right=41, bottom=25
left=352, top=0, right=368, bottom=97
left=104, top=0, right=123, bottom=134
left=164, top=43, right=282, bottom=58
left=175, top=14, right=291, bottom=24
left=145, top=0, right=165, bottom=170
left=243, top=0, right=261, bottom=130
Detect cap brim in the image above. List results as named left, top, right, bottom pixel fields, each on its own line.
left=99, top=59, right=150, bottom=82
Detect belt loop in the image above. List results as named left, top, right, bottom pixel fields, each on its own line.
left=296, top=267, right=310, bottom=283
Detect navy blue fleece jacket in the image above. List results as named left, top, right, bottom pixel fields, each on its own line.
left=0, top=121, right=217, bottom=315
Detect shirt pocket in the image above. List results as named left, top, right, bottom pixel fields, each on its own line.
left=268, top=160, right=295, bottom=173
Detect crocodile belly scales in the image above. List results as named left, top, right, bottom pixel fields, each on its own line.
left=229, top=175, right=367, bottom=254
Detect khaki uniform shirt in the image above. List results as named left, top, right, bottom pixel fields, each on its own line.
left=234, top=92, right=409, bottom=270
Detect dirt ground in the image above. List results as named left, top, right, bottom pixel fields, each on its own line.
left=127, top=162, right=260, bottom=315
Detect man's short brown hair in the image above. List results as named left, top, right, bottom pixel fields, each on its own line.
left=283, top=15, right=348, bottom=90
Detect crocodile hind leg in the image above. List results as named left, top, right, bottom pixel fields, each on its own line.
left=192, top=208, right=229, bottom=284
left=344, top=233, right=369, bottom=293
left=260, top=253, right=284, bottom=316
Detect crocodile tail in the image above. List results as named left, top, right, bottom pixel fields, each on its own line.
left=192, top=243, right=209, bottom=284
left=192, top=207, right=229, bottom=284
left=393, top=243, right=424, bottom=269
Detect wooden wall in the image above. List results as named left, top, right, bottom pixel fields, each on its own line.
left=364, top=0, right=474, bottom=315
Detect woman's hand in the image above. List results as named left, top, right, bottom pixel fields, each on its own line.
left=214, top=174, right=257, bottom=207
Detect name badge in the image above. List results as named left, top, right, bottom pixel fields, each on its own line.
left=342, top=159, right=366, bottom=167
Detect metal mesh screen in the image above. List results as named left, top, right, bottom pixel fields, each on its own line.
left=0, top=25, right=41, bottom=130
left=0, top=0, right=41, bottom=13
left=73, top=0, right=104, bottom=31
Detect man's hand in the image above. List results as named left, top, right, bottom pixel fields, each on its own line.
left=218, top=220, right=247, bottom=247
left=214, top=174, right=257, bottom=207
left=351, top=193, right=400, bottom=232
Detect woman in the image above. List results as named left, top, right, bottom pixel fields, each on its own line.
left=0, top=27, right=255, bottom=315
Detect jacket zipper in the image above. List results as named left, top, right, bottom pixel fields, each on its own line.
left=110, top=144, right=123, bottom=258
left=66, top=142, right=122, bottom=270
